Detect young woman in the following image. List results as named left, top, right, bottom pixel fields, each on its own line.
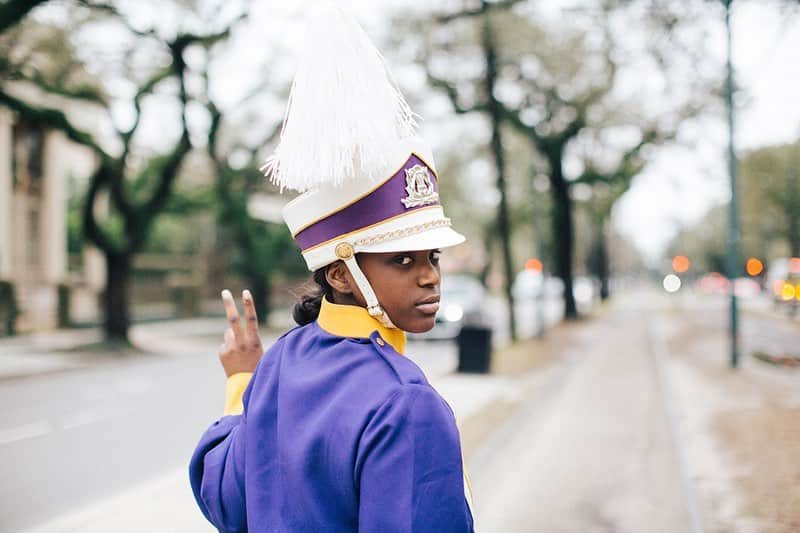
left=190, top=6, right=474, bottom=531
left=190, top=248, right=473, bottom=532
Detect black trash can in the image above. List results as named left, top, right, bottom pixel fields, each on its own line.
left=456, top=325, right=492, bottom=374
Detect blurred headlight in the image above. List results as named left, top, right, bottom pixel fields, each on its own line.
left=443, top=304, right=464, bottom=322
left=781, top=282, right=796, bottom=301
left=663, top=274, right=681, bottom=293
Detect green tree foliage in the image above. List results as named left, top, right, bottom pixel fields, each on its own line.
left=203, top=76, right=307, bottom=323
left=669, top=141, right=800, bottom=272
left=739, top=142, right=800, bottom=258
left=1, top=2, right=244, bottom=342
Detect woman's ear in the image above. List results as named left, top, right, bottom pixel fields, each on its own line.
left=325, top=261, right=353, bottom=294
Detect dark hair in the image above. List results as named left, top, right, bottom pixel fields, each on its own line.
left=292, top=267, right=334, bottom=326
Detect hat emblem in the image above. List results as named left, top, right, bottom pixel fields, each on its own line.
left=401, top=165, right=439, bottom=209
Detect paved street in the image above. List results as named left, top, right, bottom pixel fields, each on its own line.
left=0, top=322, right=241, bottom=532
left=0, top=319, right=463, bottom=533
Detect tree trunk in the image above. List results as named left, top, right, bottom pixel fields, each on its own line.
left=483, top=14, right=517, bottom=341
left=597, top=221, right=610, bottom=301
left=530, top=172, right=547, bottom=338
left=104, top=252, right=132, bottom=343
left=587, top=215, right=610, bottom=301
left=479, top=226, right=494, bottom=287
left=246, top=270, right=271, bottom=326
left=548, top=150, right=578, bottom=319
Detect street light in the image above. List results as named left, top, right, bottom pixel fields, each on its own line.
left=723, top=0, right=741, bottom=369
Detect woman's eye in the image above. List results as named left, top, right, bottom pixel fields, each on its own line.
left=430, top=251, right=441, bottom=264
left=394, top=256, right=413, bottom=265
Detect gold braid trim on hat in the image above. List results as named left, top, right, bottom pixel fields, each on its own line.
left=353, top=218, right=452, bottom=247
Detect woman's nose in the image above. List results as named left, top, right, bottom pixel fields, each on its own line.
left=418, top=259, right=441, bottom=287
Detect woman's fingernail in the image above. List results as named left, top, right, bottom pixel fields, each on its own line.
left=243, top=289, right=251, bottom=301
left=221, top=289, right=232, bottom=299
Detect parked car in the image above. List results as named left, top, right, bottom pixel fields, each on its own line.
left=410, top=274, right=488, bottom=340
left=767, top=258, right=800, bottom=304
left=694, top=272, right=730, bottom=294
left=572, top=276, right=597, bottom=307
left=733, top=277, right=761, bottom=299
left=511, top=269, right=544, bottom=299
left=511, top=270, right=564, bottom=300
left=512, top=270, right=596, bottom=309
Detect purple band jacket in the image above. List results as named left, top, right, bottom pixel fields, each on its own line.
left=189, top=313, right=474, bottom=532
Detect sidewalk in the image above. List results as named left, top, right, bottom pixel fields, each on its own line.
left=657, top=301, right=800, bottom=532
left=0, top=328, right=102, bottom=380
left=0, top=309, right=292, bottom=380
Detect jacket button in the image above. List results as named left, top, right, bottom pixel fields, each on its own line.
left=375, top=337, right=385, bottom=347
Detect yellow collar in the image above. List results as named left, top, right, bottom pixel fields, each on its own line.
left=317, top=297, right=406, bottom=355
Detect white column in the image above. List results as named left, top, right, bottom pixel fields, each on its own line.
left=40, top=130, right=68, bottom=284
left=0, top=108, right=13, bottom=279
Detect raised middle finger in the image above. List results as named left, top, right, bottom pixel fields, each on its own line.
left=221, top=289, right=245, bottom=343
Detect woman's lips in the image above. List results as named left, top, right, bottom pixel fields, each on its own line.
left=415, top=302, right=440, bottom=314
left=414, top=296, right=440, bottom=315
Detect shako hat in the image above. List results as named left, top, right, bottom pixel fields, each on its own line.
left=263, top=3, right=465, bottom=328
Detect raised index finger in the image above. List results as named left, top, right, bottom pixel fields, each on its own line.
left=242, top=289, right=260, bottom=339
left=221, top=289, right=245, bottom=343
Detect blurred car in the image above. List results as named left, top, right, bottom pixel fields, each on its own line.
left=694, top=272, right=730, bottom=295
left=511, top=270, right=565, bottom=300
left=573, top=275, right=597, bottom=307
left=767, top=257, right=800, bottom=304
left=733, top=277, right=761, bottom=299
left=512, top=270, right=596, bottom=309
left=511, top=269, right=544, bottom=299
left=694, top=272, right=761, bottom=298
left=410, top=274, right=488, bottom=340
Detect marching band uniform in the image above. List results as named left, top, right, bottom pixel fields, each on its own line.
left=190, top=5, right=473, bottom=532
left=190, top=298, right=473, bottom=532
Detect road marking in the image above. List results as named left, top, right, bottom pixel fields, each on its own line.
left=61, top=407, right=128, bottom=430
left=0, top=421, right=54, bottom=445
left=0, top=407, right=130, bottom=444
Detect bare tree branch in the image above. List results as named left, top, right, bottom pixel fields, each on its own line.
left=426, top=71, right=487, bottom=114
left=435, top=0, right=525, bottom=23
left=73, top=0, right=160, bottom=39
left=81, top=161, right=125, bottom=254
left=3, top=66, right=107, bottom=104
left=0, top=88, right=106, bottom=154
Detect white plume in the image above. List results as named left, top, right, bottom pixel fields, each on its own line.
left=261, top=3, right=419, bottom=192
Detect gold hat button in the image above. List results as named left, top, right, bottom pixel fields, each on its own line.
left=335, top=242, right=355, bottom=260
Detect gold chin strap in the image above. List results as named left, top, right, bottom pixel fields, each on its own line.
left=335, top=242, right=397, bottom=330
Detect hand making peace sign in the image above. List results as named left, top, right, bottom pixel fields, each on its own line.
left=219, top=289, right=265, bottom=377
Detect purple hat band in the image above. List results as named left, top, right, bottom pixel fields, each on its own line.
left=294, top=154, right=440, bottom=252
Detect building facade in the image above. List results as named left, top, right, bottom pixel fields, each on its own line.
left=0, top=106, right=97, bottom=331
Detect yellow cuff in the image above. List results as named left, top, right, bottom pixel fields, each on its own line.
left=223, top=372, right=253, bottom=416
